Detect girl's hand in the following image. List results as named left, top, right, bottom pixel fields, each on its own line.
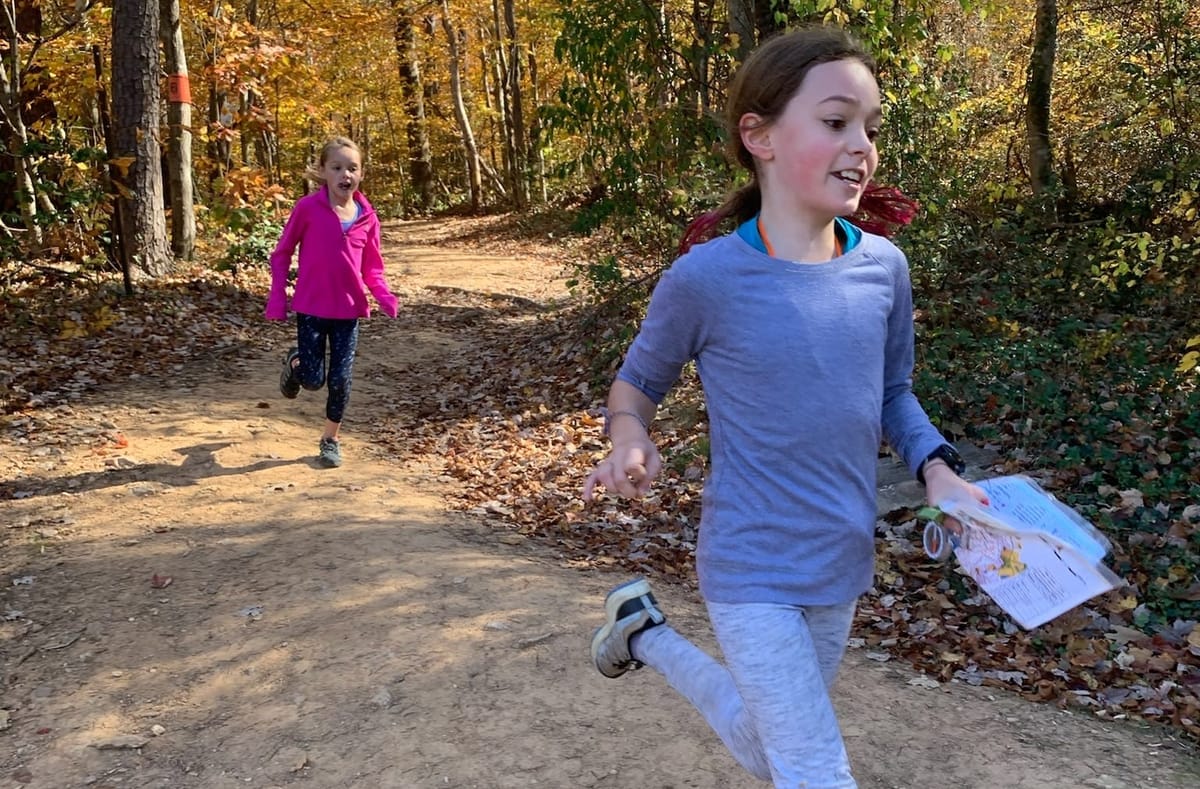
left=583, top=437, right=662, bottom=501
left=375, top=291, right=399, bottom=318
left=264, top=291, right=288, bottom=321
left=923, top=460, right=990, bottom=534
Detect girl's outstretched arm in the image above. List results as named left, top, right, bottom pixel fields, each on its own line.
left=583, top=380, right=662, bottom=501
left=360, top=220, right=398, bottom=317
left=265, top=206, right=305, bottom=320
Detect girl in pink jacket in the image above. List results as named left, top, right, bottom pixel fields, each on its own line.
left=265, top=137, right=398, bottom=468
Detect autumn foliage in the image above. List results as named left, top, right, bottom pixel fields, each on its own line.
left=1, top=0, right=1198, bottom=746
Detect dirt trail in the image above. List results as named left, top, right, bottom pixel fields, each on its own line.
left=2, top=218, right=1198, bottom=789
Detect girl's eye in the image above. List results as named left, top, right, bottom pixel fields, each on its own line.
left=824, top=119, right=846, bottom=130
left=866, top=128, right=880, bottom=141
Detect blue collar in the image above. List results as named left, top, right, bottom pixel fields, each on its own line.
left=737, top=215, right=860, bottom=257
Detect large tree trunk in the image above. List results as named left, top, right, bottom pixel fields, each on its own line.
left=394, top=1, right=434, bottom=212
left=1026, top=0, right=1057, bottom=199
left=160, top=0, right=195, bottom=260
left=439, top=0, right=481, bottom=212
left=112, top=0, right=172, bottom=277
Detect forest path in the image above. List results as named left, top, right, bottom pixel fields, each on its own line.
left=1, top=216, right=1197, bottom=789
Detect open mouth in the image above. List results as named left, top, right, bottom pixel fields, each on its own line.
left=834, top=169, right=863, bottom=185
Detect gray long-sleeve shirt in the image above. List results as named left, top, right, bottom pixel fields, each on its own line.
left=618, top=230, right=948, bottom=605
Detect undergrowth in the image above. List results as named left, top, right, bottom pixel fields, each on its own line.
left=569, top=207, right=1200, bottom=630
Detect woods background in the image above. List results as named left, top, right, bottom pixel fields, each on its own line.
left=2, top=0, right=1200, bottom=742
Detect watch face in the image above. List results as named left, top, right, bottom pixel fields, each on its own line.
left=939, top=445, right=965, bottom=473
left=919, top=444, right=965, bottom=484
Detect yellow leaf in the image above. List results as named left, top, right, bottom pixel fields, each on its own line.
left=110, top=156, right=136, bottom=176
left=1113, top=595, right=1138, bottom=611
left=58, top=320, right=86, bottom=340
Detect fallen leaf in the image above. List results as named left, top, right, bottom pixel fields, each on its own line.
left=908, top=675, right=941, bottom=689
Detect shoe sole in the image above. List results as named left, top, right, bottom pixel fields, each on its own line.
left=280, top=349, right=300, bottom=399
left=590, top=578, right=656, bottom=678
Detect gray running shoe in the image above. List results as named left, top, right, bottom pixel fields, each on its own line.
left=590, top=578, right=666, bottom=679
left=279, top=348, right=300, bottom=399
left=318, top=437, right=342, bottom=468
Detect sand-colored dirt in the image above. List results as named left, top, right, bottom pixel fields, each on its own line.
left=2, top=218, right=1197, bottom=788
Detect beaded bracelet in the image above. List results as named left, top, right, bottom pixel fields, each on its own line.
left=602, top=408, right=649, bottom=436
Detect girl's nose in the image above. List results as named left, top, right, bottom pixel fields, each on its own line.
left=847, top=127, right=871, bottom=154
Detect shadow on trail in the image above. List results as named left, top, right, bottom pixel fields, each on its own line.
left=0, top=442, right=305, bottom=501
left=1, top=495, right=651, bottom=787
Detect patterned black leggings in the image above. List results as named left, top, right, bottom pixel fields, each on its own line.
left=295, top=313, right=359, bottom=424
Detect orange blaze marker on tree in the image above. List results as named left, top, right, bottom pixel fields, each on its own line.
left=167, top=74, right=191, bottom=104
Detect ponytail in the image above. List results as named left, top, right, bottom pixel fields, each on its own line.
left=677, top=181, right=919, bottom=255
left=677, top=181, right=762, bottom=255
left=852, top=185, right=920, bottom=237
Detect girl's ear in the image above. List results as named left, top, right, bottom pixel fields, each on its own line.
left=740, top=113, right=774, bottom=162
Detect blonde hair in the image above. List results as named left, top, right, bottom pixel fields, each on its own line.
left=303, top=136, right=363, bottom=185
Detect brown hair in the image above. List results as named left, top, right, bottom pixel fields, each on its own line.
left=679, top=26, right=917, bottom=254
left=303, top=136, right=363, bottom=185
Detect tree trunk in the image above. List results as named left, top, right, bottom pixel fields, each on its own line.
left=754, top=0, right=784, bottom=41
left=527, top=49, right=546, bottom=204
left=92, top=45, right=131, bottom=292
left=491, top=0, right=518, bottom=203
left=205, top=0, right=231, bottom=184
left=728, top=0, right=754, bottom=61
left=111, top=0, right=172, bottom=277
left=394, top=1, right=434, bottom=212
left=439, top=0, right=481, bottom=212
left=484, top=21, right=508, bottom=186
left=0, top=3, right=43, bottom=244
left=502, top=0, right=528, bottom=208
left=1026, top=0, right=1057, bottom=199
left=160, top=0, right=195, bottom=260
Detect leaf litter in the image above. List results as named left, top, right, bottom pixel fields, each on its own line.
left=1, top=220, right=1196, bottom=748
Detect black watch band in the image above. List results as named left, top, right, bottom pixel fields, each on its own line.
left=917, top=444, right=966, bottom=485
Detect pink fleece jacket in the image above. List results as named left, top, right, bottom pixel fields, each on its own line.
left=265, top=187, right=398, bottom=321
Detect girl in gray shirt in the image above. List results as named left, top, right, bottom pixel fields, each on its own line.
left=584, top=26, right=987, bottom=789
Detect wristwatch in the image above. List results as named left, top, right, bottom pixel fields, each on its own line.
left=917, top=444, right=966, bottom=485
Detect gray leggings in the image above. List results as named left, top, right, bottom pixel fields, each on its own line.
left=631, top=599, right=858, bottom=788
